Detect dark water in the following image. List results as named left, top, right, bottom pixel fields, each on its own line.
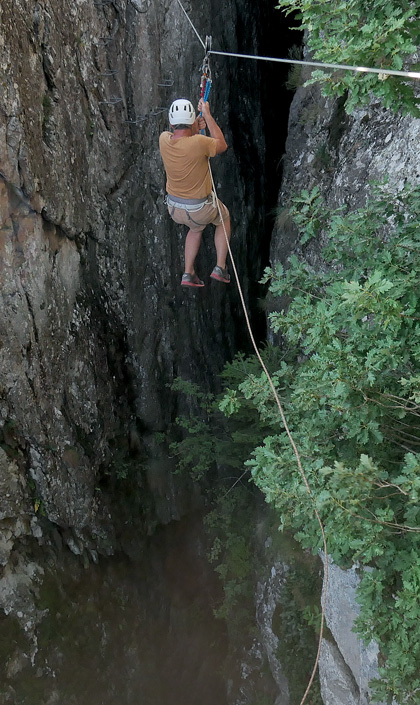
left=4, top=515, right=229, bottom=705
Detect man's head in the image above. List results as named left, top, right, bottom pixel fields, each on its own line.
left=169, top=98, right=196, bottom=127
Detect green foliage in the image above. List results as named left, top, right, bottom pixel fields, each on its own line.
left=108, top=447, right=137, bottom=481
left=171, top=370, right=326, bottom=695
left=171, top=184, right=420, bottom=701
left=204, top=489, right=324, bottom=704
left=169, top=378, right=217, bottom=480
left=273, top=562, right=323, bottom=705
left=170, top=358, right=281, bottom=481
left=205, top=489, right=257, bottom=638
left=285, top=44, right=304, bottom=91
left=278, top=185, right=326, bottom=244
left=313, top=143, right=333, bottom=173
left=221, top=182, right=420, bottom=703
left=276, top=0, right=420, bottom=116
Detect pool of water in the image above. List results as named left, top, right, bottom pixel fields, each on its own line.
left=4, top=514, right=229, bottom=705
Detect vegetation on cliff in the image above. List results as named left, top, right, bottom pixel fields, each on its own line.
left=222, top=183, right=420, bottom=703
left=277, top=0, right=420, bottom=116
left=173, top=182, right=420, bottom=703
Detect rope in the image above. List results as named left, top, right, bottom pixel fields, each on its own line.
left=208, top=164, right=328, bottom=705
left=200, top=76, right=212, bottom=133
left=203, top=79, right=212, bottom=101
left=174, top=0, right=205, bottom=49
left=172, top=0, right=330, bottom=699
left=174, top=0, right=420, bottom=81
left=209, top=49, right=420, bottom=81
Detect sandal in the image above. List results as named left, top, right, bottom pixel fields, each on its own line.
left=181, top=272, right=204, bottom=287
left=210, top=265, right=230, bottom=283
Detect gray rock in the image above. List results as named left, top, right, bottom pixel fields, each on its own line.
left=320, top=561, right=383, bottom=705
left=255, top=562, right=290, bottom=704
left=0, top=0, right=268, bottom=699
left=271, top=58, right=416, bottom=704
left=319, top=638, right=360, bottom=705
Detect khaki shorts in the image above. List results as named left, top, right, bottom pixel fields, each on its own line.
left=167, top=198, right=230, bottom=232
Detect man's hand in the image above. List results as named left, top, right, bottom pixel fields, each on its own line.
left=198, top=98, right=211, bottom=119
left=191, top=115, right=206, bottom=135
left=197, top=98, right=228, bottom=154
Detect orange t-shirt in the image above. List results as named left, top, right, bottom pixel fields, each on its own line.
left=159, top=132, right=217, bottom=199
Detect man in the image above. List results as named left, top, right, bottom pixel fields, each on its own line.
left=159, top=97, right=231, bottom=287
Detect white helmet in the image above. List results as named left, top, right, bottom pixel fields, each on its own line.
left=169, top=98, right=196, bottom=126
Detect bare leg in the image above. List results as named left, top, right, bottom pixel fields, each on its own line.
left=184, top=229, right=202, bottom=274
left=214, top=217, right=231, bottom=269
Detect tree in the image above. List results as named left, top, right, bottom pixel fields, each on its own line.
left=276, top=0, right=420, bottom=116
left=219, top=182, right=420, bottom=703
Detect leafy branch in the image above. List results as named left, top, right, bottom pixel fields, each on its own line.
left=276, top=0, right=420, bottom=116
left=220, top=182, right=420, bottom=703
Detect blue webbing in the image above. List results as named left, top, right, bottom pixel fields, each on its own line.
left=200, top=80, right=212, bottom=134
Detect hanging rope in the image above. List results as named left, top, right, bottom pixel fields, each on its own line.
left=174, top=0, right=206, bottom=49
left=173, top=1, right=329, bottom=702
left=202, top=79, right=211, bottom=102
left=207, top=163, right=328, bottom=705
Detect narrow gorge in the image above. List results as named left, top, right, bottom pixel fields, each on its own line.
left=1, top=1, right=420, bottom=704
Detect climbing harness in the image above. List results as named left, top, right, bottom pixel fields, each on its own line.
left=200, top=36, right=212, bottom=134
left=165, top=194, right=208, bottom=212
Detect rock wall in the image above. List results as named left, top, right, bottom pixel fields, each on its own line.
left=4, top=1, right=411, bottom=702
left=0, top=0, right=275, bottom=699
left=270, top=65, right=420, bottom=705
left=272, top=65, right=420, bottom=268
left=1, top=0, right=266, bottom=568
left=319, top=562, right=383, bottom=705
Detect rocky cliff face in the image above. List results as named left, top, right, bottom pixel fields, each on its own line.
left=318, top=561, right=384, bottom=705
left=1, top=0, right=267, bottom=564
left=270, top=66, right=420, bottom=705
left=0, top=0, right=282, bottom=701
left=272, top=64, right=420, bottom=267
left=3, top=1, right=413, bottom=702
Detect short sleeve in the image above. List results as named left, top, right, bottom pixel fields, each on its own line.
left=205, top=137, right=218, bottom=158
left=194, top=134, right=217, bottom=158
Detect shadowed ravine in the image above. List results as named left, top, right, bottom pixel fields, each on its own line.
left=29, top=516, right=229, bottom=705
left=4, top=0, right=415, bottom=702
left=0, top=0, right=300, bottom=702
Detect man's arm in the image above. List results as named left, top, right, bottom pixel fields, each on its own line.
left=198, top=98, right=228, bottom=154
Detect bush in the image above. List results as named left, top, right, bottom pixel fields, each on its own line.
left=276, top=0, right=420, bottom=116
left=220, top=182, right=420, bottom=703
